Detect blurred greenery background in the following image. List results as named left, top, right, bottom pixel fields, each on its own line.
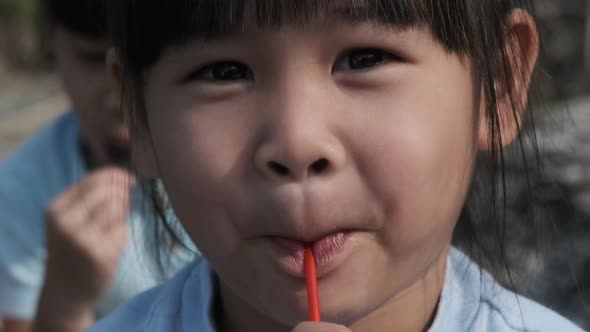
left=0, top=0, right=44, bottom=70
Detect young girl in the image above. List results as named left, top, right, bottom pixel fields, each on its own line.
left=90, top=0, right=584, bottom=331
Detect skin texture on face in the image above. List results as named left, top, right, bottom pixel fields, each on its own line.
left=134, top=19, right=478, bottom=331
left=55, top=27, right=129, bottom=165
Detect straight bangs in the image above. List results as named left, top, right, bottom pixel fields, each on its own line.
left=46, top=0, right=108, bottom=38
left=173, top=0, right=428, bottom=33
left=110, top=0, right=518, bottom=71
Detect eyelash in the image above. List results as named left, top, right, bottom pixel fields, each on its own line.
left=186, top=48, right=401, bottom=82
left=187, top=61, right=254, bottom=82
left=333, top=48, right=401, bottom=72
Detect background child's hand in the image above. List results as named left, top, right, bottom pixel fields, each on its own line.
left=293, top=322, right=353, bottom=332
left=35, top=167, right=133, bottom=329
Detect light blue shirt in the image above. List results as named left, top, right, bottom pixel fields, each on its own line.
left=87, top=247, right=585, bottom=331
left=0, top=111, right=196, bottom=320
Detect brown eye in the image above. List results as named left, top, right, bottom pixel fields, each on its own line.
left=190, top=61, right=254, bottom=82
left=333, top=48, right=399, bottom=72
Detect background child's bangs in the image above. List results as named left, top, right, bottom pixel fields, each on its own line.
left=47, top=0, right=108, bottom=38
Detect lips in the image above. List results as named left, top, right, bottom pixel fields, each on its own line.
left=270, top=231, right=351, bottom=278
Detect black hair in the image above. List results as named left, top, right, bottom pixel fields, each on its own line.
left=44, top=0, right=108, bottom=38
left=107, top=0, right=542, bottom=294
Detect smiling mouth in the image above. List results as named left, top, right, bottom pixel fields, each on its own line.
left=269, top=231, right=354, bottom=278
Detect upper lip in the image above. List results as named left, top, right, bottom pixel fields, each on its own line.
left=269, top=229, right=353, bottom=244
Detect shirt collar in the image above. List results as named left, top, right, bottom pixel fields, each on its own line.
left=183, top=248, right=477, bottom=332
left=180, top=258, right=217, bottom=332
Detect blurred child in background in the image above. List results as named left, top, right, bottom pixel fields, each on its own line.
left=0, top=1, right=195, bottom=332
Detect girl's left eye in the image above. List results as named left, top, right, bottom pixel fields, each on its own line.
left=333, top=48, right=400, bottom=72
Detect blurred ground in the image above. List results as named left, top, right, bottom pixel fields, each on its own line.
left=0, top=68, right=66, bottom=158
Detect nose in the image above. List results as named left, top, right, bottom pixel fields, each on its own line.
left=254, top=92, right=346, bottom=182
left=256, top=137, right=345, bottom=181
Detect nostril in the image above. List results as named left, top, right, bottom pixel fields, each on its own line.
left=268, top=161, right=291, bottom=176
left=310, top=158, right=330, bottom=174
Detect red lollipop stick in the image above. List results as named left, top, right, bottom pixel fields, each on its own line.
left=304, top=244, right=320, bottom=322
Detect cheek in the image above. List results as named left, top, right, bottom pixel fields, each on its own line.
left=347, top=71, right=476, bottom=252
left=144, top=95, right=258, bottom=258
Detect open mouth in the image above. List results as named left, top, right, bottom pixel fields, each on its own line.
left=105, top=141, right=131, bottom=167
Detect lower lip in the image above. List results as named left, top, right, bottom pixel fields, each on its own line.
left=270, top=232, right=352, bottom=278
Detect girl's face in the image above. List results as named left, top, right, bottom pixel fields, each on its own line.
left=139, top=16, right=478, bottom=327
